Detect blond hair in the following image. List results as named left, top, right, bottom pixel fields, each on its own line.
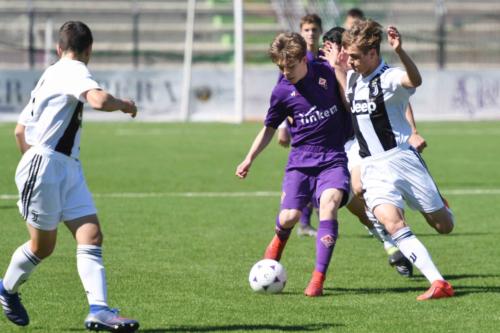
left=268, top=32, right=307, bottom=66
left=342, top=19, right=383, bottom=55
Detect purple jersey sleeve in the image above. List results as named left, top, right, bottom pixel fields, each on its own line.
left=264, top=85, right=288, bottom=129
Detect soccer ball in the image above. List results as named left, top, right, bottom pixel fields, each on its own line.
left=248, top=259, right=287, bottom=294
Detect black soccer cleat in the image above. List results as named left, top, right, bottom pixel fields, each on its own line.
left=388, top=250, right=413, bottom=277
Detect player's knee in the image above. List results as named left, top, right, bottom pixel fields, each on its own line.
left=279, top=209, right=301, bottom=226
left=30, top=243, right=55, bottom=259
left=90, top=231, right=104, bottom=246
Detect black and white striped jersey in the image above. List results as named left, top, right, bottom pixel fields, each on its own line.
left=345, top=60, right=415, bottom=158
left=18, top=58, right=100, bottom=159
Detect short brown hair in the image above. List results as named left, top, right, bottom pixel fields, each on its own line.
left=300, top=14, right=323, bottom=32
left=342, top=19, right=382, bottom=55
left=268, top=32, right=307, bottom=66
left=58, top=21, right=93, bottom=54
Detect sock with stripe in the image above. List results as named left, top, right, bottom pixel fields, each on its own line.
left=315, top=220, right=339, bottom=274
left=2, top=242, right=41, bottom=293
left=77, top=245, right=109, bottom=311
left=392, top=226, right=444, bottom=283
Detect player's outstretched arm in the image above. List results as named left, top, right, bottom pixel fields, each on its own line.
left=387, top=25, right=422, bottom=88
left=84, top=89, right=137, bottom=118
left=236, top=126, right=276, bottom=179
left=14, top=123, right=30, bottom=154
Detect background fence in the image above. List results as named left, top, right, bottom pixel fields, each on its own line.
left=0, top=0, right=499, bottom=121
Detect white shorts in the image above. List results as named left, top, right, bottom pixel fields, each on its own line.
left=344, top=138, right=362, bottom=172
left=360, top=144, right=444, bottom=213
left=15, top=146, right=97, bottom=231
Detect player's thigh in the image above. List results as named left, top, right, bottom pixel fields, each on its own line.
left=396, top=150, right=444, bottom=213
left=361, top=161, right=404, bottom=213
left=281, top=170, right=314, bottom=210
left=373, top=203, right=406, bottom=235
left=62, top=164, right=97, bottom=223
left=15, top=152, right=64, bottom=231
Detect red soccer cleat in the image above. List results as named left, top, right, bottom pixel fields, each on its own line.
left=417, top=280, right=455, bottom=301
left=304, top=271, right=326, bottom=297
left=263, top=235, right=288, bottom=261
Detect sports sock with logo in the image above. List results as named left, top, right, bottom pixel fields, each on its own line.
left=315, top=220, right=338, bottom=274
left=392, top=226, right=444, bottom=283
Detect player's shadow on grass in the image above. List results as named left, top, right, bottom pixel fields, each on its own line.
left=347, top=232, right=493, bottom=239
left=452, top=285, right=500, bottom=297
left=0, top=204, right=17, bottom=210
left=141, top=323, right=343, bottom=332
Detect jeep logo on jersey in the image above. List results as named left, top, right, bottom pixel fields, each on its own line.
left=351, top=100, right=377, bottom=115
left=298, top=105, right=338, bottom=125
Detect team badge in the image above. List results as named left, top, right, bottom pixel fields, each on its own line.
left=320, top=234, right=336, bottom=248
left=318, top=77, right=328, bottom=90
left=291, top=90, right=297, bottom=97
left=370, top=79, right=379, bottom=97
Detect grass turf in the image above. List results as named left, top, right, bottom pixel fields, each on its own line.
left=0, top=121, right=499, bottom=332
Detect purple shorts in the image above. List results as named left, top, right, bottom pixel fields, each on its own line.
left=281, top=146, right=350, bottom=210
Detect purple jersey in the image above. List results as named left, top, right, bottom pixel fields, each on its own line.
left=265, top=61, right=348, bottom=152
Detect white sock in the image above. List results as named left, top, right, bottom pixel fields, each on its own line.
left=2, top=242, right=41, bottom=293
left=366, top=210, right=397, bottom=251
left=392, top=226, right=444, bottom=283
left=77, top=245, right=108, bottom=307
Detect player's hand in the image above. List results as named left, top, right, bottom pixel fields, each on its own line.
left=408, top=133, right=427, bottom=153
left=387, top=26, right=402, bottom=52
left=320, top=41, right=348, bottom=72
left=121, top=99, right=137, bottom=118
left=236, top=159, right=252, bottom=179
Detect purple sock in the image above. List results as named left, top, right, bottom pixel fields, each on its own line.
left=300, top=205, right=313, bottom=227
left=275, top=215, right=292, bottom=241
left=315, top=219, right=339, bottom=274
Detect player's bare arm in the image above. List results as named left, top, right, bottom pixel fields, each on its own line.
left=236, top=126, right=276, bottom=179
left=277, top=127, right=291, bottom=147
left=84, top=89, right=137, bottom=118
left=405, top=103, right=427, bottom=152
left=387, top=26, right=422, bottom=88
left=14, top=123, right=30, bottom=154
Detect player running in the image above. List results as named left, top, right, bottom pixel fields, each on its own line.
left=0, top=21, right=140, bottom=331
left=342, top=19, right=455, bottom=300
left=236, top=32, right=350, bottom=297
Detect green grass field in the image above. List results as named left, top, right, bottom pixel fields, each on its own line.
left=0, top=121, right=499, bottom=332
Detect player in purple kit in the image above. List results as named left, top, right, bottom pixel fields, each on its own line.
left=236, top=32, right=349, bottom=297
left=342, top=19, right=455, bottom=300
left=277, top=14, right=324, bottom=237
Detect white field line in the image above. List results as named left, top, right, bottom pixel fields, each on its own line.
left=1, top=188, right=500, bottom=201
left=114, top=128, right=500, bottom=136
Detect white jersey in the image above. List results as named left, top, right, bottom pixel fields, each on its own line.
left=346, top=60, right=415, bottom=158
left=18, top=58, right=100, bottom=159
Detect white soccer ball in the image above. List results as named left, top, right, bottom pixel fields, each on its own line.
left=248, top=259, right=287, bottom=294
